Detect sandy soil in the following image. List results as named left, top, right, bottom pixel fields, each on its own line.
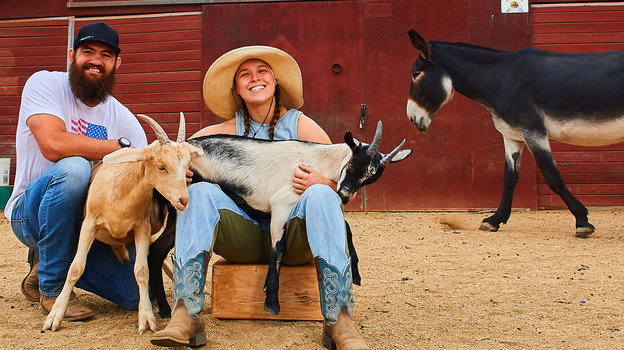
left=0, top=209, right=622, bottom=349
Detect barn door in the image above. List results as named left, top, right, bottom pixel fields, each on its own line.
left=532, top=2, right=624, bottom=208
left=202, top=1, right=366, bottom=210
left=201, top=0, right=534, bottom=211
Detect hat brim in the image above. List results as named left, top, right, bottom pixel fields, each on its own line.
left=75, top=38, right=121, bottom=55
left=203, top=46, right=303, bottom=119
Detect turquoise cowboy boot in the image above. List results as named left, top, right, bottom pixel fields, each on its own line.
left=151, top=251, right=209, bottom=347
left=315, top=256, right=369, bottom=350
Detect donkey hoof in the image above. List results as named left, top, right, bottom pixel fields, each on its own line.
left=479, top=221, right=498, bottom=232
left=575, top=225, right=595, bottom=238
left=264, top=301, right=280, bottom=315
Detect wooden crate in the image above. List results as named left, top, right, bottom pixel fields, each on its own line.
left=211, top=259, right=323, bottom=321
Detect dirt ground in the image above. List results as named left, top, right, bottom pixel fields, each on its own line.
left=0, top=208, right=622, bottom=349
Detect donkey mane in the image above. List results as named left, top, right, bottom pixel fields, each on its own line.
left=431, top=40, right=505, bottom=53
left=428, top=40, right=512, bottom=66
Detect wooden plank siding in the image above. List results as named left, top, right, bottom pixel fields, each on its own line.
left=0, top=14, right=202, bottom=186
left=0, top=19, right=69, bottom=186
left=531, top=3, right=624, bottom=208
left=76, top=13, right=204, bottom=141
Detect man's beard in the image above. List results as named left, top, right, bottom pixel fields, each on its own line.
left=68, top=60, right=116, bottom=105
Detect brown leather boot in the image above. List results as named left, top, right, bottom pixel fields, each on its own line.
left=40, top=291, right=95, bottom=321
left=151, top=300, right=206, bottom=347
left=322, top=306, right=369, bottom=350
left=21, top=249, right=40, bottom=302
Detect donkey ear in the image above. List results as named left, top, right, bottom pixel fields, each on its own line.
left=407, top=29, right=431, bottom=61
left=103, top=148, right=148, bottom=165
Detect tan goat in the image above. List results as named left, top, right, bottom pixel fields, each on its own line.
left=42, top=113, right=203, bottom=334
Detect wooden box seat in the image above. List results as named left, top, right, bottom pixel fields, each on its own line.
left=211, top=258, right=323, bottom=321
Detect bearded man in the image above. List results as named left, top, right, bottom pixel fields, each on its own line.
left=6, top=22, right=148, bottom=319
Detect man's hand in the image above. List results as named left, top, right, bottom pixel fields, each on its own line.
left=293, top=164, right=336, bottom=194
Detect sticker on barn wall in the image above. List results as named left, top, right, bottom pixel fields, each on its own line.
left=501, top=0, right=528, bottom=13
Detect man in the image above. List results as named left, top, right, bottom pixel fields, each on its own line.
left=5, top=22, right=148, bottom=320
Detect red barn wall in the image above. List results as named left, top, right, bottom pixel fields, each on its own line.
left=1, top=1, right=537, bottom=211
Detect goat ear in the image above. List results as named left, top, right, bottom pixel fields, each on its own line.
left=344, top=132, right=362, bottom=151
left=183, top=142, right=204, bottom=159
left=103, top=148, right=148, bottom=165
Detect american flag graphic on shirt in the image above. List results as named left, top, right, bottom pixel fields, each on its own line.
left=70, top=118, right=108, bottom=140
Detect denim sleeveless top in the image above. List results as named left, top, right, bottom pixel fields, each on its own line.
left=235, top=108, right=300, bottom=140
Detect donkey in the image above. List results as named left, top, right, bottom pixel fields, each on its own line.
left=406, top=29, right=624, bottom=237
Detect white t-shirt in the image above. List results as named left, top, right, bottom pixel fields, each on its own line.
left=5, top=70, right=148, bottom=220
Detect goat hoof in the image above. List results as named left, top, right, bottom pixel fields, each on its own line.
left=137, top=321, right=158, bottom=335
left=264, top=302, right=280, bottom=315
left=156, top=303, right=172, bottom=318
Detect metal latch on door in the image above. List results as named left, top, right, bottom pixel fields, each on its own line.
left=360, top=104, right=367, bottom=129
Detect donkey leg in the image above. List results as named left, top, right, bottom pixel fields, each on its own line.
left=481, top=138, right=524, bottom=231
left=526, top=137, right=594, bottom=237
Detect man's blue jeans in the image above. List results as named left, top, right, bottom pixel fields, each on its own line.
left=10, top=157, right=139, bottom=310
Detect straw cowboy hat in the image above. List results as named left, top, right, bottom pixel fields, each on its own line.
left=203, top=45, right=304, bottom=119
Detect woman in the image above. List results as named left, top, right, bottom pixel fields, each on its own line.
left=151, top=46, right=369, bottom=350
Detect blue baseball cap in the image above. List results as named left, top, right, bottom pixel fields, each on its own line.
left=73, top=22, right=121, bottom=55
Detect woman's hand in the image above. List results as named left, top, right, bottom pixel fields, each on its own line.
left=186, top=169, right=194, bottom=185
left=293, top=164, right=336, bottom=194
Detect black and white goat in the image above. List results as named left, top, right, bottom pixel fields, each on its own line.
left=182, top=119, right=411, bottom=315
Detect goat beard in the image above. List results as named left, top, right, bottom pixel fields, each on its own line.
left=68, top=60, right=116, bottom=105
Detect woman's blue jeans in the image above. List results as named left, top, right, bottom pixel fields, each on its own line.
left=10, top=157, right=139, bottom=310
left=175, top=182, right=350, bottom=270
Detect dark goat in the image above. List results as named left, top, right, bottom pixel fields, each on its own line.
left=148, top=200, right=361, bottom=318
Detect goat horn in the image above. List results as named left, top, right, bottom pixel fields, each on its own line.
left=367, top=120, right=383, bottom=157
left=177, top=112, right=186, bottom=143
left=136, top=114, right=170, bottom=144
left=380, top=139, right=406, bottom=166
